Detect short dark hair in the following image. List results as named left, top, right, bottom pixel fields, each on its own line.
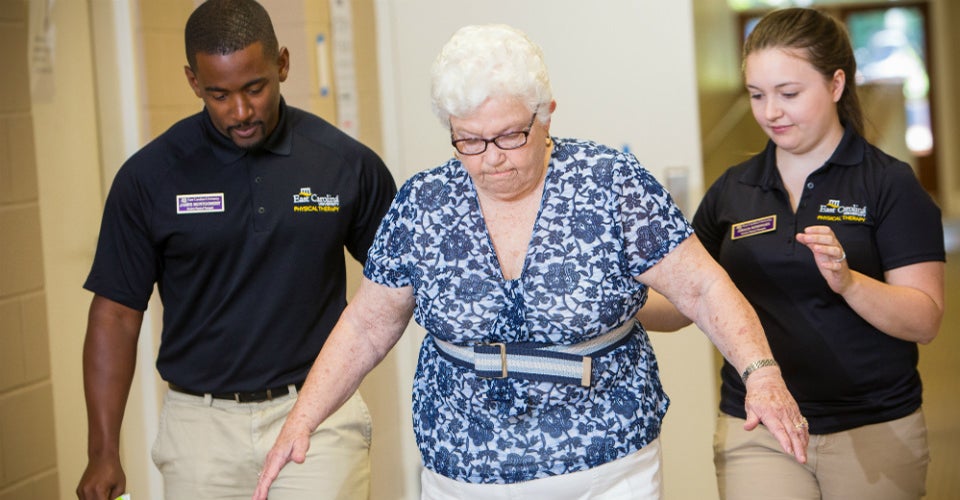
left=744, top=8, right=864, bottom=136
left=184, top=0, right=279, bottom=71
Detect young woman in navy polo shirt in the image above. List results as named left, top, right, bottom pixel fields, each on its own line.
left=642, top=7, right=944, bottom=500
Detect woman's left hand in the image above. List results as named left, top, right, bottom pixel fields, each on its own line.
left=742, top=367, right=809, bottom=463
left=796, top=225, right=851, bottom=294
left=252, top=419, right=312, bottom=500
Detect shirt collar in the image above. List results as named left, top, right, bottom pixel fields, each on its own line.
left=738, top=122, right=863, bottom=189
left=203, top=97, right=293, bottom=164
left=825, top=122, right=864, bottom=167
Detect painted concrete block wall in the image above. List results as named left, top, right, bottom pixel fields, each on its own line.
left=0, top=0, right=60, bottom=498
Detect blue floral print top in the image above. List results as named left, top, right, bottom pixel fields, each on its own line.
left=363, top=137, right=693, bottom=483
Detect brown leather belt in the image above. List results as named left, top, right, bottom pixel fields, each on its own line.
left=168, top=382, right=303, bottom=403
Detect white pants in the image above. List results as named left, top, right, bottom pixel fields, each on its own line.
left=420, top=438, right=663, bottom=500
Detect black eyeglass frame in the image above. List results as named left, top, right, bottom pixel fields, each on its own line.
left=450, top=112, right=538, bottom=155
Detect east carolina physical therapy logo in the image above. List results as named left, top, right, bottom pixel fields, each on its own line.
left=817, top=198, right=867, bottom=223
left=292, top=187, right=340, bottom=213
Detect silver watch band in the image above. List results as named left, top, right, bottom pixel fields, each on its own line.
left=741, top=358, right=778, bottom=382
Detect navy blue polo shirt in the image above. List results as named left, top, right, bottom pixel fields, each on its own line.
left=694, top=125, right=944, bottom=434
left=84, top=99, right=397, bottom=392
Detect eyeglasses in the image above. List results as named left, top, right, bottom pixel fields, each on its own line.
left=451, top=112, right=537, bottom=155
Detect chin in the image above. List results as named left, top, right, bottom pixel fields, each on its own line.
left=232, top=134, right=266, bottom=151
left=769, top=135, right=798, bottom=151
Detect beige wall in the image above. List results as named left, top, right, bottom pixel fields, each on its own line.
left=0, top=2, right=61, bottom=499
left=24, top=0, right=108, bottom=498
left=140, top=0, right=200, bottom=137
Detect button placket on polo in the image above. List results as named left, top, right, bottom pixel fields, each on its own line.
left=250, top=158, right=270, bottom=232
left=788, top=176, right=820, bottom=255
left=773, top=183, right=800, bottom=257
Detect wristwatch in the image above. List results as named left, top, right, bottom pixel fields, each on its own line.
left=741, top=358, right=778, bottom=382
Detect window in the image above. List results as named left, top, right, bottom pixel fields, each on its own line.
left=848, top=7, right=932, bottom=155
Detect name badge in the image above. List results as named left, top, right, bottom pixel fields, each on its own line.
left=731, top=215, right=776, bottom=240
left=177, top=193, right=225, bottom=214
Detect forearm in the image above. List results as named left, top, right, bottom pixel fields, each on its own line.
left=685, top=273, right=774, bottom=375
left=83, top=347, right=135, bottom=459
left=83, top=296, right=142, bottom=459
left=796, top=228, right=944, bottom=344
left=287, top=319, right=393, bottom=431
left=646, top=237, right=775, bottom=375
left=636, top=290, right=693, bottom=332
left=640, top=236, right=806, bottom=461
left=283, top=280, right=413, bottom=434
left=840, top=268, right=943, bottom=344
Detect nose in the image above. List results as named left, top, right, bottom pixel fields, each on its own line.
left=481, top=144, right=506, bottom=167
left=232, top=94, right=255, bottom=123
left=764, top=98, right=782, bottom=121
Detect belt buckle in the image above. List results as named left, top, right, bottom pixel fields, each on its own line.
left=233, top=388, right=273, bottom=403
left=480, top=342, right=507, bottom=379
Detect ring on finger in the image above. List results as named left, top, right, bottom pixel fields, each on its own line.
left=834, top=250, right=847, bottom=263
left=794, top=416, right=809, bottom=429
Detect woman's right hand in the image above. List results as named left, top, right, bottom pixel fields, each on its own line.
left=251, top=421, right=313, bottom=500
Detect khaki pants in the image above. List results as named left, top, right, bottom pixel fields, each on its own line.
left=420, top=438, right=663, bottom=500
left=714, top=410, right=929, bottom=500
left=152, top=387, right=372, bottom=500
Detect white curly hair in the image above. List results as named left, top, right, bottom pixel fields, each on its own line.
left=430, top=24, right=553, bottom=126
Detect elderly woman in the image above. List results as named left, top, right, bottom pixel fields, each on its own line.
left=254, top=24, right=807, bottom=499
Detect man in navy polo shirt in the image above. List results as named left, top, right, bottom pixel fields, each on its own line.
left=76, top=1, right=396, bottom=498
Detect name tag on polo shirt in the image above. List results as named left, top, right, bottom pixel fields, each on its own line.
left=731, top=215, right=777, bottom=240
left=176, top=193, right=225, bottom=214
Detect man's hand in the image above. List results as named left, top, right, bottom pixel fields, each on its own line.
left=76, top=454, right=126, bottom=500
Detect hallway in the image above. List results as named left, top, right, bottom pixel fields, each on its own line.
left=919, top=218, right=959, bottom=499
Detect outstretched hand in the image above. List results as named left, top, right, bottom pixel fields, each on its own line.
left=742, top=367, right=808, bottom=463
left=251, top=423, right=313, bottom=500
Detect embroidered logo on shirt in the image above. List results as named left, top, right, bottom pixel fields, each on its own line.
left=292, top=187, right=340, bottom=213
left=731, top=215, right=777, bottom=240
left=816, top=199, right=867, bottom=223
left=176, top=193, right=225, bottom=214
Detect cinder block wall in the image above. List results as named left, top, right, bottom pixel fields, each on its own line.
left=0, top=1, right=60, bottom=498
left=140, top=0, right=200, bottom=137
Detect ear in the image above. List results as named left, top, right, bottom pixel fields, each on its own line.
left=831, top=69, right=845, bottom=103
left=184, top=65, right=203, bottom=98
left=542, top=99, right=558, bottom=133
left=277, top=47, right=290, bottom=83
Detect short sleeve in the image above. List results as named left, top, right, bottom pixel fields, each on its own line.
left=618, top=153, right=694, bottom=276
left=83, top=165, right=158, bottom=311
left=363, top=178, right=417, bottom=288
left=344, top=146, right=397, bottom=264
left=874, top=162, right=944, bottom=269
